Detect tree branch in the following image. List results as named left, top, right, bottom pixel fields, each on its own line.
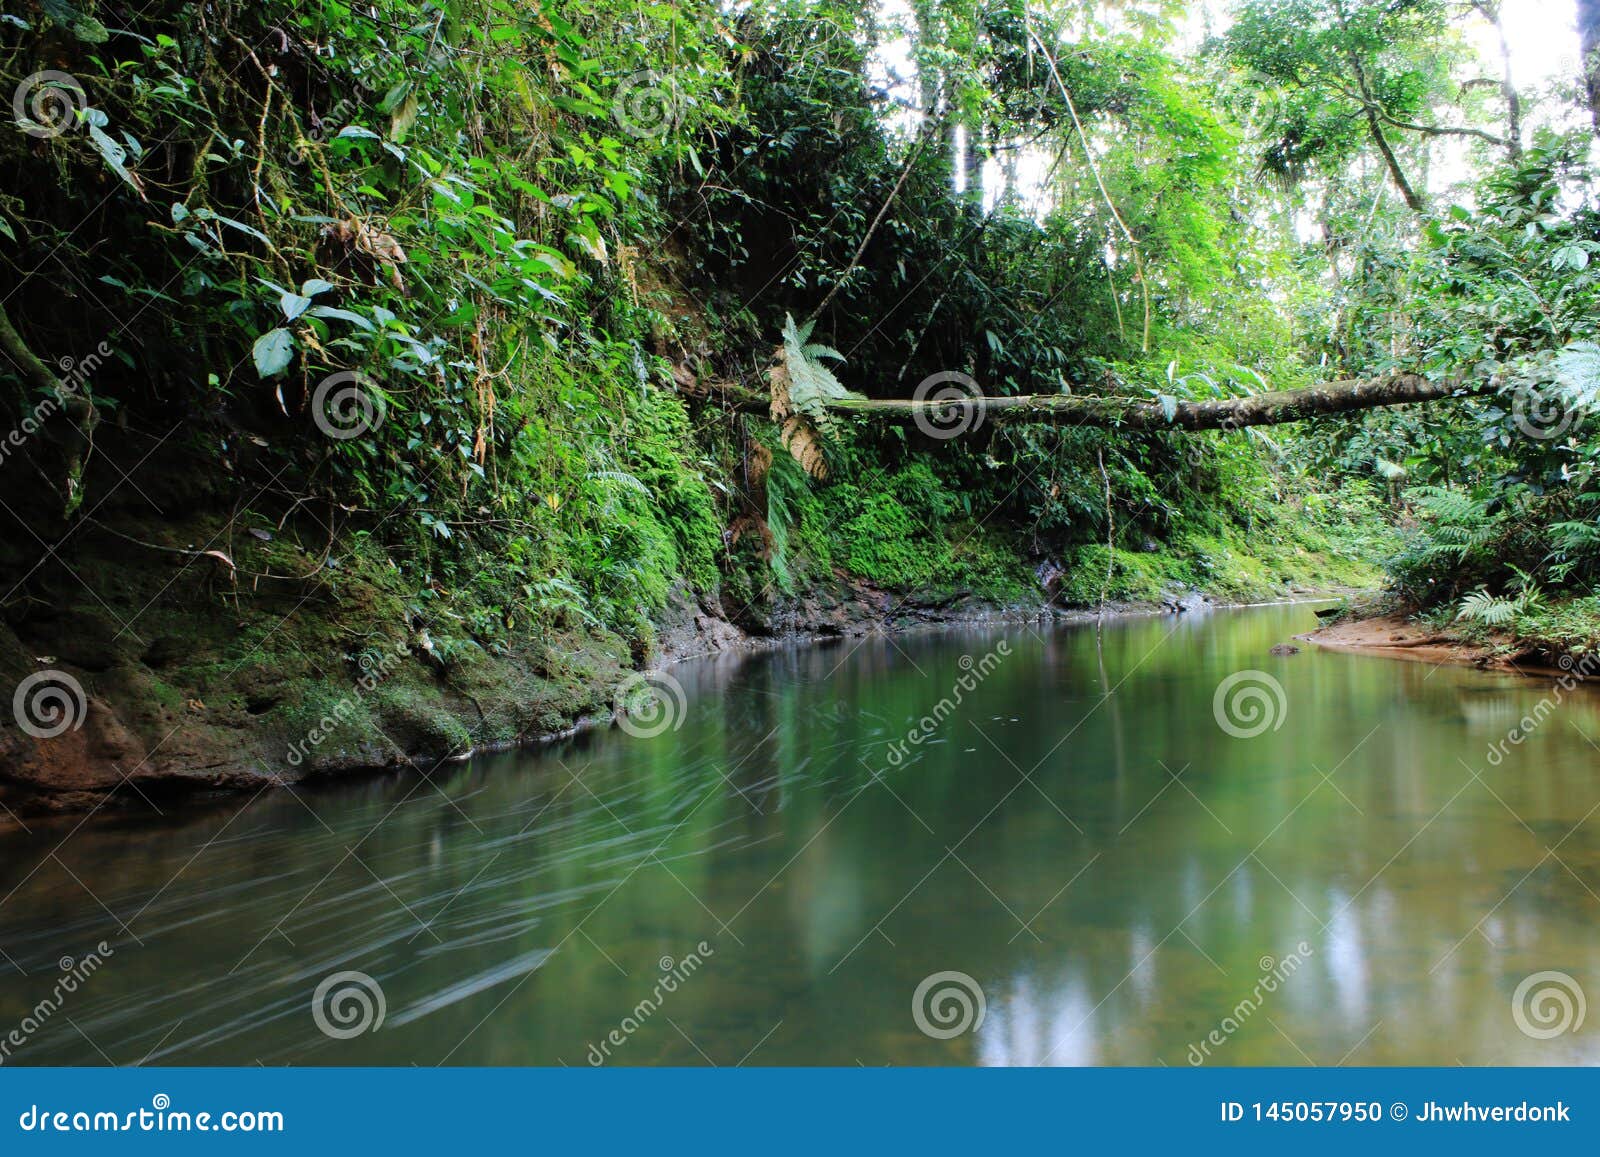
left=808, top=119, right=933, bottom=325
left=718, top=373, right=1497, bottom=432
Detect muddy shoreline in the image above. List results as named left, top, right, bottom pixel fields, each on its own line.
left=1298, top=614, right=1592, bottom=679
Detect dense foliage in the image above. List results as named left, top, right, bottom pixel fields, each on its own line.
left=2, top=0, right=1599, bottom=656
left=2, top=0, right=745, bottom=643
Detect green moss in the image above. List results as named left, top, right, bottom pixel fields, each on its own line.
left=1056, top=516, right=1386, bottom=608
left=840, top=493, right=935, bottom=586
left=625, top=388, right=724, bottom=594
left=1058, top=545, right=1188, bottom=605
left=760, top=453, right=1034, bottom=599
left=417, top=710, right=475, bottom=754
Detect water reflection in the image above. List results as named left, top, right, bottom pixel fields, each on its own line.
left=1, top=606, right=1598, bottom=1065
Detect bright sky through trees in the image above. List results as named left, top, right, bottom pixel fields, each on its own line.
left=869, top=0, right=1586, bottom=216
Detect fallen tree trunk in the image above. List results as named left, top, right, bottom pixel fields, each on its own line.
left=727, top=371, right=1494, bottom=432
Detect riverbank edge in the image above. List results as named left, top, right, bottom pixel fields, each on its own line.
left=1297, top=609, right=1598, bottom=678
left=0, top=579, right=1249, bottom=824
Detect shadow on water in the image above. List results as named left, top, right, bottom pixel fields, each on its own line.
left=2, top=604, right=1599, bottom=1066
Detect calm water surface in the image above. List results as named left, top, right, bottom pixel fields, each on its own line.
left=3, top=604, right=1600, bottom=1066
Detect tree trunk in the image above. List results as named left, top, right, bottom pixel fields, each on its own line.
left=953, top=117, right=983, bottom=207
left=730, top=372, right=1494, bottom=432
left=1582, top=0, right=1600, bottom=136
left=1329, top=0, right=1425, bottom=209
left=1474, top=3, right=1523, bottom=160
left=1349, top=55, right=1425, bottom=211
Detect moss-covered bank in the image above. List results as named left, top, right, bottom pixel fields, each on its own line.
left=0, top=481, right=1382, bottom=819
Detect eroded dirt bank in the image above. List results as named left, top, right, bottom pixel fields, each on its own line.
left=1298, top=614, right=1590, bottom=677
left=1298, top=615, right=1498, bottom=668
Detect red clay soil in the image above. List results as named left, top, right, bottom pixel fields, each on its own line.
left=1297, top=615, right=1514, bottom=671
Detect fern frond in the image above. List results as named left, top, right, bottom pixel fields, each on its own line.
left=780, top=313, right=854, bottom=427
left=1556, top=340, right=1600, bottom=409
left=1457, top=589, right=1518, bottom=626
left=765, top=451, right=810, bottom=593
left=588, top=470, right=651, bottom=496
left=771, top=313, right=862, bottom=479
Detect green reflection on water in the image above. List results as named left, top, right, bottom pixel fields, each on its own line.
left=2, top=604, right=1598, bottom=1066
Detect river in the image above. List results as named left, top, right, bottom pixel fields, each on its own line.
left=2, top=603, right=1597, bottom=1066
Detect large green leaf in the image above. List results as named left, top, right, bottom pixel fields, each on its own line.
left=252, top=328, right=295, bottom=378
